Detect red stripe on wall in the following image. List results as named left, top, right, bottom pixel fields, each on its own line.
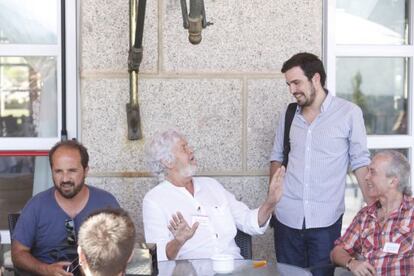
left=0, top=151, right=49, bottom=156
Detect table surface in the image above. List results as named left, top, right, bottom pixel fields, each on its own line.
left=127, top=259, right=313, bottom=276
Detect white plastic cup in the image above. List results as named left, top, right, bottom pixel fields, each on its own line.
left=211, top=254, right=234, bottom=274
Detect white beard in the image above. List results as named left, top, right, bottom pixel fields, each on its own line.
left=179, top=164, right=197, bottom=178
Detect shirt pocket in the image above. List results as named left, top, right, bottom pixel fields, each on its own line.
left=392, top=226, right=414, bottom=254
left=315, top=126, right=349, bottom=156
left=209, top=203, right=236, bottom=238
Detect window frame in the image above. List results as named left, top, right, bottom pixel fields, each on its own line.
left=0, top=0, right=79, bottom=243
left=0, top=0, right=79, bottom=150
left=324, top=0, right=414, bottom=191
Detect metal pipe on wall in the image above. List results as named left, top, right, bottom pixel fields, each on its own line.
left=180, top=0, right=212, bottom=45
left=127, top=0, right=145, bottom=140
left=60, top=0, right=68, bottom=140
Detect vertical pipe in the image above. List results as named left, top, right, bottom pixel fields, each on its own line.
left=189, top=0, right=202, bottom=18
left=127, top=0, right=142, bottom=139
left=180, top=0, right=189, bottom=28
left=60, top=0, right=67, bottom=140
left=134, top=0, right=147, bottom=48
left=129, top=0, right=138, bottom=106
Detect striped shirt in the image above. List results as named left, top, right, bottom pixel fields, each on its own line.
left=270, top=92, right=370, bottom=229
left=335, top=195, right=414, bottom=275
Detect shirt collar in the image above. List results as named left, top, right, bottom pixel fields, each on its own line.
left=367, top=194, right=411, bottom=217
left=320, top=89, right=332, bottom=113
left=401, top=194, right=411, bottom=210
left=164, top=178, right=198, bottom=197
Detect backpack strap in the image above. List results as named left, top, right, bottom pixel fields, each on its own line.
left=282, top=103, right=297, bottom=167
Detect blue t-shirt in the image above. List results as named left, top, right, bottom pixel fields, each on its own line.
left=13, top=186, right=120, bottom=264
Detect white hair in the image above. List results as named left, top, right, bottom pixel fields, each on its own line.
left=376, top=150, right=411, bottom=196
left=146, top=129, right=186, bottom=181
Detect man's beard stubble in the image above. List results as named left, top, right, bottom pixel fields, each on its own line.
left=55, top=179, right=85, bottom=199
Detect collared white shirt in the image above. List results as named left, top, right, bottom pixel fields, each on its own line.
left=143, top=177, right=268, bottom=261
left=270, top=92, right=370, bottom=229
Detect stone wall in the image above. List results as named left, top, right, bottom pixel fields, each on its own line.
left=80, top=0, right=322, bottom=261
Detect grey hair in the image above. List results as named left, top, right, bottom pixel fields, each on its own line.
left=146, top=129, right=186, bottom=181
left=376, top=150, right=411, bottom=196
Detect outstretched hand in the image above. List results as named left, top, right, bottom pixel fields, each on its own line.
left=266, top=166, right=285, bottom=206
left=167, top=212, right=199, bottom=245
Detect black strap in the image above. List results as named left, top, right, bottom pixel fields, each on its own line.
left=282, top=103, right=297, bottom=167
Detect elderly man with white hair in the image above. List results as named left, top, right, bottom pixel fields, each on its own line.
left=331, top=150, right=414, bottom=275
left=143, top=129, right=285, bottom=261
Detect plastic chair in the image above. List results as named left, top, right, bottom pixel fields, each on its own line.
left=234, top=229, right=252, bottom=259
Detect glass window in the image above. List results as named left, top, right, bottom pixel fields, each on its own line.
left=0, top=0, right=77, bottom=241
left=0, top=0, right=77, bottom=151
left=336, top=57, right=408, bottom=135
left=335, top=0, right=408, bottom=45
left=0, top=0, right=58, bottom=44
left=0, top=56, right=58, bottom=137
left=326, top=0, right=414, bottom=233
left=0, top=156, right=34, bottom=229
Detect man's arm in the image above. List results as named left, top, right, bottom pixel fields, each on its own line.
left=11, top=240, right=72, bottom=276
left=330, top=245, right=354, bottom=268
left=269, top=161, right=282, bottom=181
left=353, top=166, right=376, bottom=205
left=165, top=212, right=198, bottom=260
left=165, top=239, right=183, bottom=260
left=331, top=245, right=375, bottom=276
left=258, top=166, right=285, bottom=226
left=349, top=106, right=372, bottom=204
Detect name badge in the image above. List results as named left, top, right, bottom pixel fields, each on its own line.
left=192, top=214, right=210, bottom=226
left=383, top=242, right=400, bottom=254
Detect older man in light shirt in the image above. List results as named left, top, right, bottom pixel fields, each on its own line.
left=143, top=129, right=285, bottom=261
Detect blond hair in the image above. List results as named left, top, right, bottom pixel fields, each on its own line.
left=78, top=209, right=136, bottom=276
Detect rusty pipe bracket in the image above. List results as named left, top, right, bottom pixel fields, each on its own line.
left=128, top=47, right=143, bottom=72
left=180, top=0, right=213, bottom=44
left=126, top=103, right=142, bottom=140
left=188, top=16, right=203, bottom=45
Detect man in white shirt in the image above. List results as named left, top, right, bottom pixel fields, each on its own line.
left=143, top=129, right=285, bottom=261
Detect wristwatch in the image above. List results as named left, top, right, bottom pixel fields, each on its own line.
left=346, top=257, right=355, bottom=271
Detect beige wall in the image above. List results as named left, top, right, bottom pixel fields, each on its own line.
left=80, top=0, right=323, bottom=261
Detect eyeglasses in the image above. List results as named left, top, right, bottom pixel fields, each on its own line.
left=65, top=257, right=80, bottom=273
left=65, top=219, right=77, bottom=245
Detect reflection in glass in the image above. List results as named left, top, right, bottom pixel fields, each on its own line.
left=343, top=148, right=407, bottom=232
left=0, top=56, right=57, bottom=137
left=335, top=0, right=408, bottom=45
left=0, top=0, right=57, bottom=44
left=0, top=155, right=52, bottom=229
left=0, top=156, right=35, bottom=229
left=336, top=57, right=408, bottom=135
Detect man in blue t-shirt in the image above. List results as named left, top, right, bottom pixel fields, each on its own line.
left=11, top=140, right=120, bottom=275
